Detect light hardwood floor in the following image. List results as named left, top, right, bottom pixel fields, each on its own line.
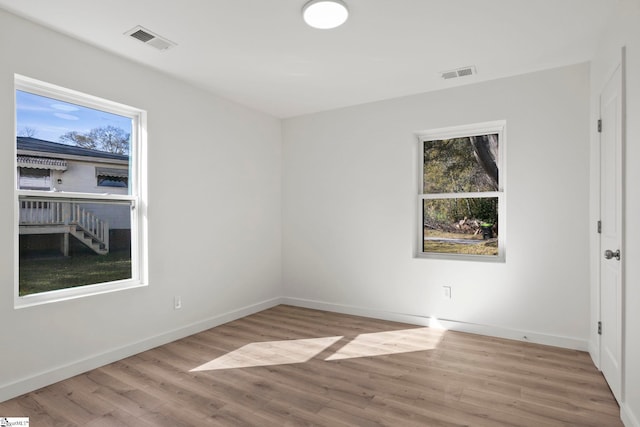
left=0, top=305, right=622, bottom=426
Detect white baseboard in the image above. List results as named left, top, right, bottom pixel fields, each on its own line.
left=622, top=404, right=640, bottom=427
left=0, top=297, right=282, bottom=403
left=282, top=297, right=589, bottom=351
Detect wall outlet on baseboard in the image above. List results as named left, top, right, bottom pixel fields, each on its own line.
left=442, top=286, right=452, bottom=299
left=174, top=296, right=182, bottom=310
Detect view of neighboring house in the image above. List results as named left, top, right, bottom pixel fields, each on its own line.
left=17, top=136, right=131, bottom=256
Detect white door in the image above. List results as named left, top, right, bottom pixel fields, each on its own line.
left=599, top=64, right=623, bottom=402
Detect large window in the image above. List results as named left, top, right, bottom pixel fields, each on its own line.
left=416, top=121, right=505, bottom=261
left=15, top=75, right=147, bottom=306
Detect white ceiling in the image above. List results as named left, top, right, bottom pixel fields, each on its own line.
left=0, top=0, right=616, bottom=118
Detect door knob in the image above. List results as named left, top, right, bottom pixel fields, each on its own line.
left=604, top=249, right=621, bottom=260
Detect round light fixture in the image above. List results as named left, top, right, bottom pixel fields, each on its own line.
left=302, top=0, right=349, bottom=29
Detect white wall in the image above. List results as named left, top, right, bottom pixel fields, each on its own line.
left=283, top=63, right=591, bottom=348
left=0, top=9, right=282, bottom=400
left=590, top=1, right=640, bottom=425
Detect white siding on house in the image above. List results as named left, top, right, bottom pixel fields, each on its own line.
left=54, top=159, right=130, bottom=229
left=54, top=159, right=128, bottom=195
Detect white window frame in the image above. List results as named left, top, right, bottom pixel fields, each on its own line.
left=416, top=120, right=506, bottom=262
left=14, top=75, right=148, bottom=308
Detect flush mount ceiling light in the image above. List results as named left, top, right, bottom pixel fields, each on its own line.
left=303, top=0, right=349, bottom=29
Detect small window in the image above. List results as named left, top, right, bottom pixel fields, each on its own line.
left=18, top=168, right=51, bottom=190
left=15, top=75, right=147, bottom=306
left=416, top=121, right=505, bottom=261
left=96, top=167, right=129, bottom=188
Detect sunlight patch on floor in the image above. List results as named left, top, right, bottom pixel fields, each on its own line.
left=190, top=336, right=343, bottom=372
left=325, top=327, right=444, bottom=361
left=191, top=326, right=446, bottom=372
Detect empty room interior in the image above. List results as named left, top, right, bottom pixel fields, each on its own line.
left=1, top=0, right=639, bottom=425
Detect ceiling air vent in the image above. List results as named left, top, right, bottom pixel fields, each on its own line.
left=124, top=26, right=176, bottom=51
left=440, top=65, right=477, bottom=80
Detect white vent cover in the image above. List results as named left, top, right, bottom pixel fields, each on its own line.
left=124, top=26, right=176, bottom=51
left=440, top=65, right=476, bottom=80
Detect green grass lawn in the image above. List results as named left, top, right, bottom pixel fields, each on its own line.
left=19, top=251, right=132, bottom=296
left=423, top=240, right=498, bottom=256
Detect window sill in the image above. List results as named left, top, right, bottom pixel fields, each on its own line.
left=415, top=252, right=506, bottom=263
left=15, top=279, right=147, bottom=309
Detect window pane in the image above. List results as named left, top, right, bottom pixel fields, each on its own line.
left=97, top=176, right=128, bottom=188
left=19, top=198, right=132, bottom=296
left=19, top=168, right=51, bottom=190
left=423, top=197, right=498, bottom=256
left=16, top=90, right=132, bottom=195
left=423, top=134, right=499, bottom=193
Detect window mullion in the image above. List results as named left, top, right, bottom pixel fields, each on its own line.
left=420, top=191, right=501, bottom=200
left=17, top=190, right=136, bottom=202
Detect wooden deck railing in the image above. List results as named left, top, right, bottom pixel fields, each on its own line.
left=20, top=200, right=109, bottom=250
left=19, top=200, right=65, bottom=224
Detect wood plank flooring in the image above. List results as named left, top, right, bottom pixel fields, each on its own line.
left=0, top=305, right=622, bottom=426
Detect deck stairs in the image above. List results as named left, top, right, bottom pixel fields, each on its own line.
left=69, top=224, right=108, bottom=255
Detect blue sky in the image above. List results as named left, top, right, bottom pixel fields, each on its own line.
left=16, top=90, right=132, bottom=143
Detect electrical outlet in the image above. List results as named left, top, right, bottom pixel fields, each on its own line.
left=442, top=286, right=452, bottom=299
left=174, top=296, right=182, bottom=310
